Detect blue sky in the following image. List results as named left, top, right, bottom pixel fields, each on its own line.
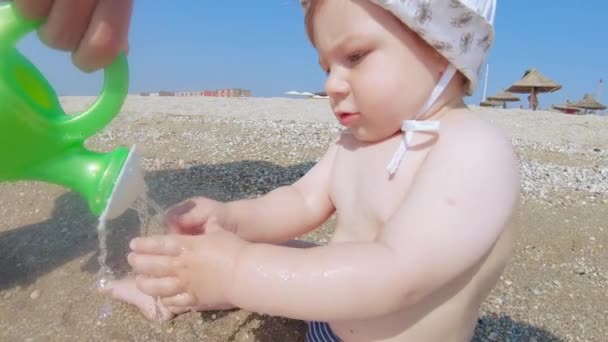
left=16, top=0, right=608, bottom=108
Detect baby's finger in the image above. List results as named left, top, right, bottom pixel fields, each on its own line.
left=127, top=253, right=178, bottom=277
left=130, top=236, right=182, bottom=256
left=135, top=275, right=183, bottom=298
left=205, top=219, right=224, bottom=234
left=160, top=293, right=195, bottom=308
left=167, top=306, right=191, bottom=315
left=164, top=200, right=205, bottom=235
left=73, top=0, right=133, bottom=72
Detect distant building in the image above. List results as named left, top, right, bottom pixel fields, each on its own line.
left=139, top=88, right=251, bottom=97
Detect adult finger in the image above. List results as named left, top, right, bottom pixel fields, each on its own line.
left=13, top=0, right=54, bottom=21
left=73, top=0, right=133, bottom=72
left=37, top=0, right=97, bottom=52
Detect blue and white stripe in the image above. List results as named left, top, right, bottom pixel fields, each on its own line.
left=306, top=321, right=342, bottom=342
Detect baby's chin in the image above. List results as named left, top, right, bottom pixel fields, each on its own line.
left=348, top=127, right=401, bottom=143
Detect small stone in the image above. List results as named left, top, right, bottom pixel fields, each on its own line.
left=553, top=280, right=562, bottom=287
left=2, top=291, right=11, bottom=299
left=590, top=236, right=596, bottom=241
left=504, top=280, right=513, bottom=286
left=574, top=267, right=586, bottom=275
left=488, top=332, right=499, bottom=341
left=166, top=327, right=174, bottom=334
left=211, top=313, right=217, bottom=320
left=531, top=288, right=542, bottom=296
left=529, top=337, right=538, bottom=342
left=30, top=289, right=40, bottom=300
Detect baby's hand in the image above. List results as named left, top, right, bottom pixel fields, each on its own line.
left=128, top=222, right=246, bottom=311
left=164, top=197, right=234, bottom=236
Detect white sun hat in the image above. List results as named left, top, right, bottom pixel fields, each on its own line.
left=369, top=0, right=497, bottom=95
left=301, top=0, right=497, bottom=95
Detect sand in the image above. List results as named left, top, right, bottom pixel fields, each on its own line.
left=0, top=96, right=606, bottom=341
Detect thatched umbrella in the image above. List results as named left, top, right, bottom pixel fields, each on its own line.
left=507, top=69, right=561, bottom=110
left=480, top=99, right=504, bottom=108
left=551, top=100, right=582, bottom=115
left=572, top=93, right=606, bottom=114
left=487, top=90, right=520, bottom=109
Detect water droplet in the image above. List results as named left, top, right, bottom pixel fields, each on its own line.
left=98, top=301, right=113, bottom=320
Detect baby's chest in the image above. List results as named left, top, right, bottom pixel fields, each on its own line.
left=329, top=145, right=419, bottom=234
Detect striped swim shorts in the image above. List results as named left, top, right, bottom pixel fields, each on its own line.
left=306, top=321, right=342, bottom=342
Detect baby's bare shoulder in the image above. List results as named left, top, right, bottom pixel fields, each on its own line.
left=437, top=109, right=514, bottom=159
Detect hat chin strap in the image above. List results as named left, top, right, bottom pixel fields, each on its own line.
left=386, top=64, right=457, bottom=176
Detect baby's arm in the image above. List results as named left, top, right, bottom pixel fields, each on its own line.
left=226, top=141, right=337, bottom=244
left=227, top=120, right=520, bottom=321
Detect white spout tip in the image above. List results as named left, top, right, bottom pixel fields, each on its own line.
left=100, top=145, right=146, bottom=221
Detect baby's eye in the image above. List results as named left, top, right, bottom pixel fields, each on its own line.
left=347, top=50, right=367, bottom=64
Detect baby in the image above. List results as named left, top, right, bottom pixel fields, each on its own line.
left=108, top=0, right=521, bottom=341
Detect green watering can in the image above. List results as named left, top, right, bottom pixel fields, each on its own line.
left=0, top=2, right=145, bottom=220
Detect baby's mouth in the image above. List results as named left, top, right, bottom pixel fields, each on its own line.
left=337, top=112, right=360, bottom=126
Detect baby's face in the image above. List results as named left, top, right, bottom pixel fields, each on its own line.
left=312, top=0, right=447, bottom=142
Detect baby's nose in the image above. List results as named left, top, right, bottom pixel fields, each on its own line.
left=325, top=72, right=350, bottom=98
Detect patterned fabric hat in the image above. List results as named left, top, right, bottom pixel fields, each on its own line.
left=301, top=0, right=497, bottom=95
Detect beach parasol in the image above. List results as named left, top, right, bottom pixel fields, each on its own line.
left=479, top=99, right=504, bottom=107
left=507, top=69, right=561, bottom=111
left=551, top=100, right=582, bottom=115
left=572, top=93, right=606, bottom=113
left=285, top=90, right=317, bottom=97
left=487, top=90, right=520, bottom=109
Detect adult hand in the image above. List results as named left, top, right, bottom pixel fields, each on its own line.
left=14, top=0, right=133, bottom=72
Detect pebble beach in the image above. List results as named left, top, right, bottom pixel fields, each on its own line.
left=0, top=96, right=606, bottom=341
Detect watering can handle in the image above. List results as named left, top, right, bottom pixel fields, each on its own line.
left=0, top=3, right=129, bottom=140
left=61, top=54, right=129, bottom=140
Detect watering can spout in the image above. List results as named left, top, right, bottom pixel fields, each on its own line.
left=25, top=146, right=142, bottom=218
